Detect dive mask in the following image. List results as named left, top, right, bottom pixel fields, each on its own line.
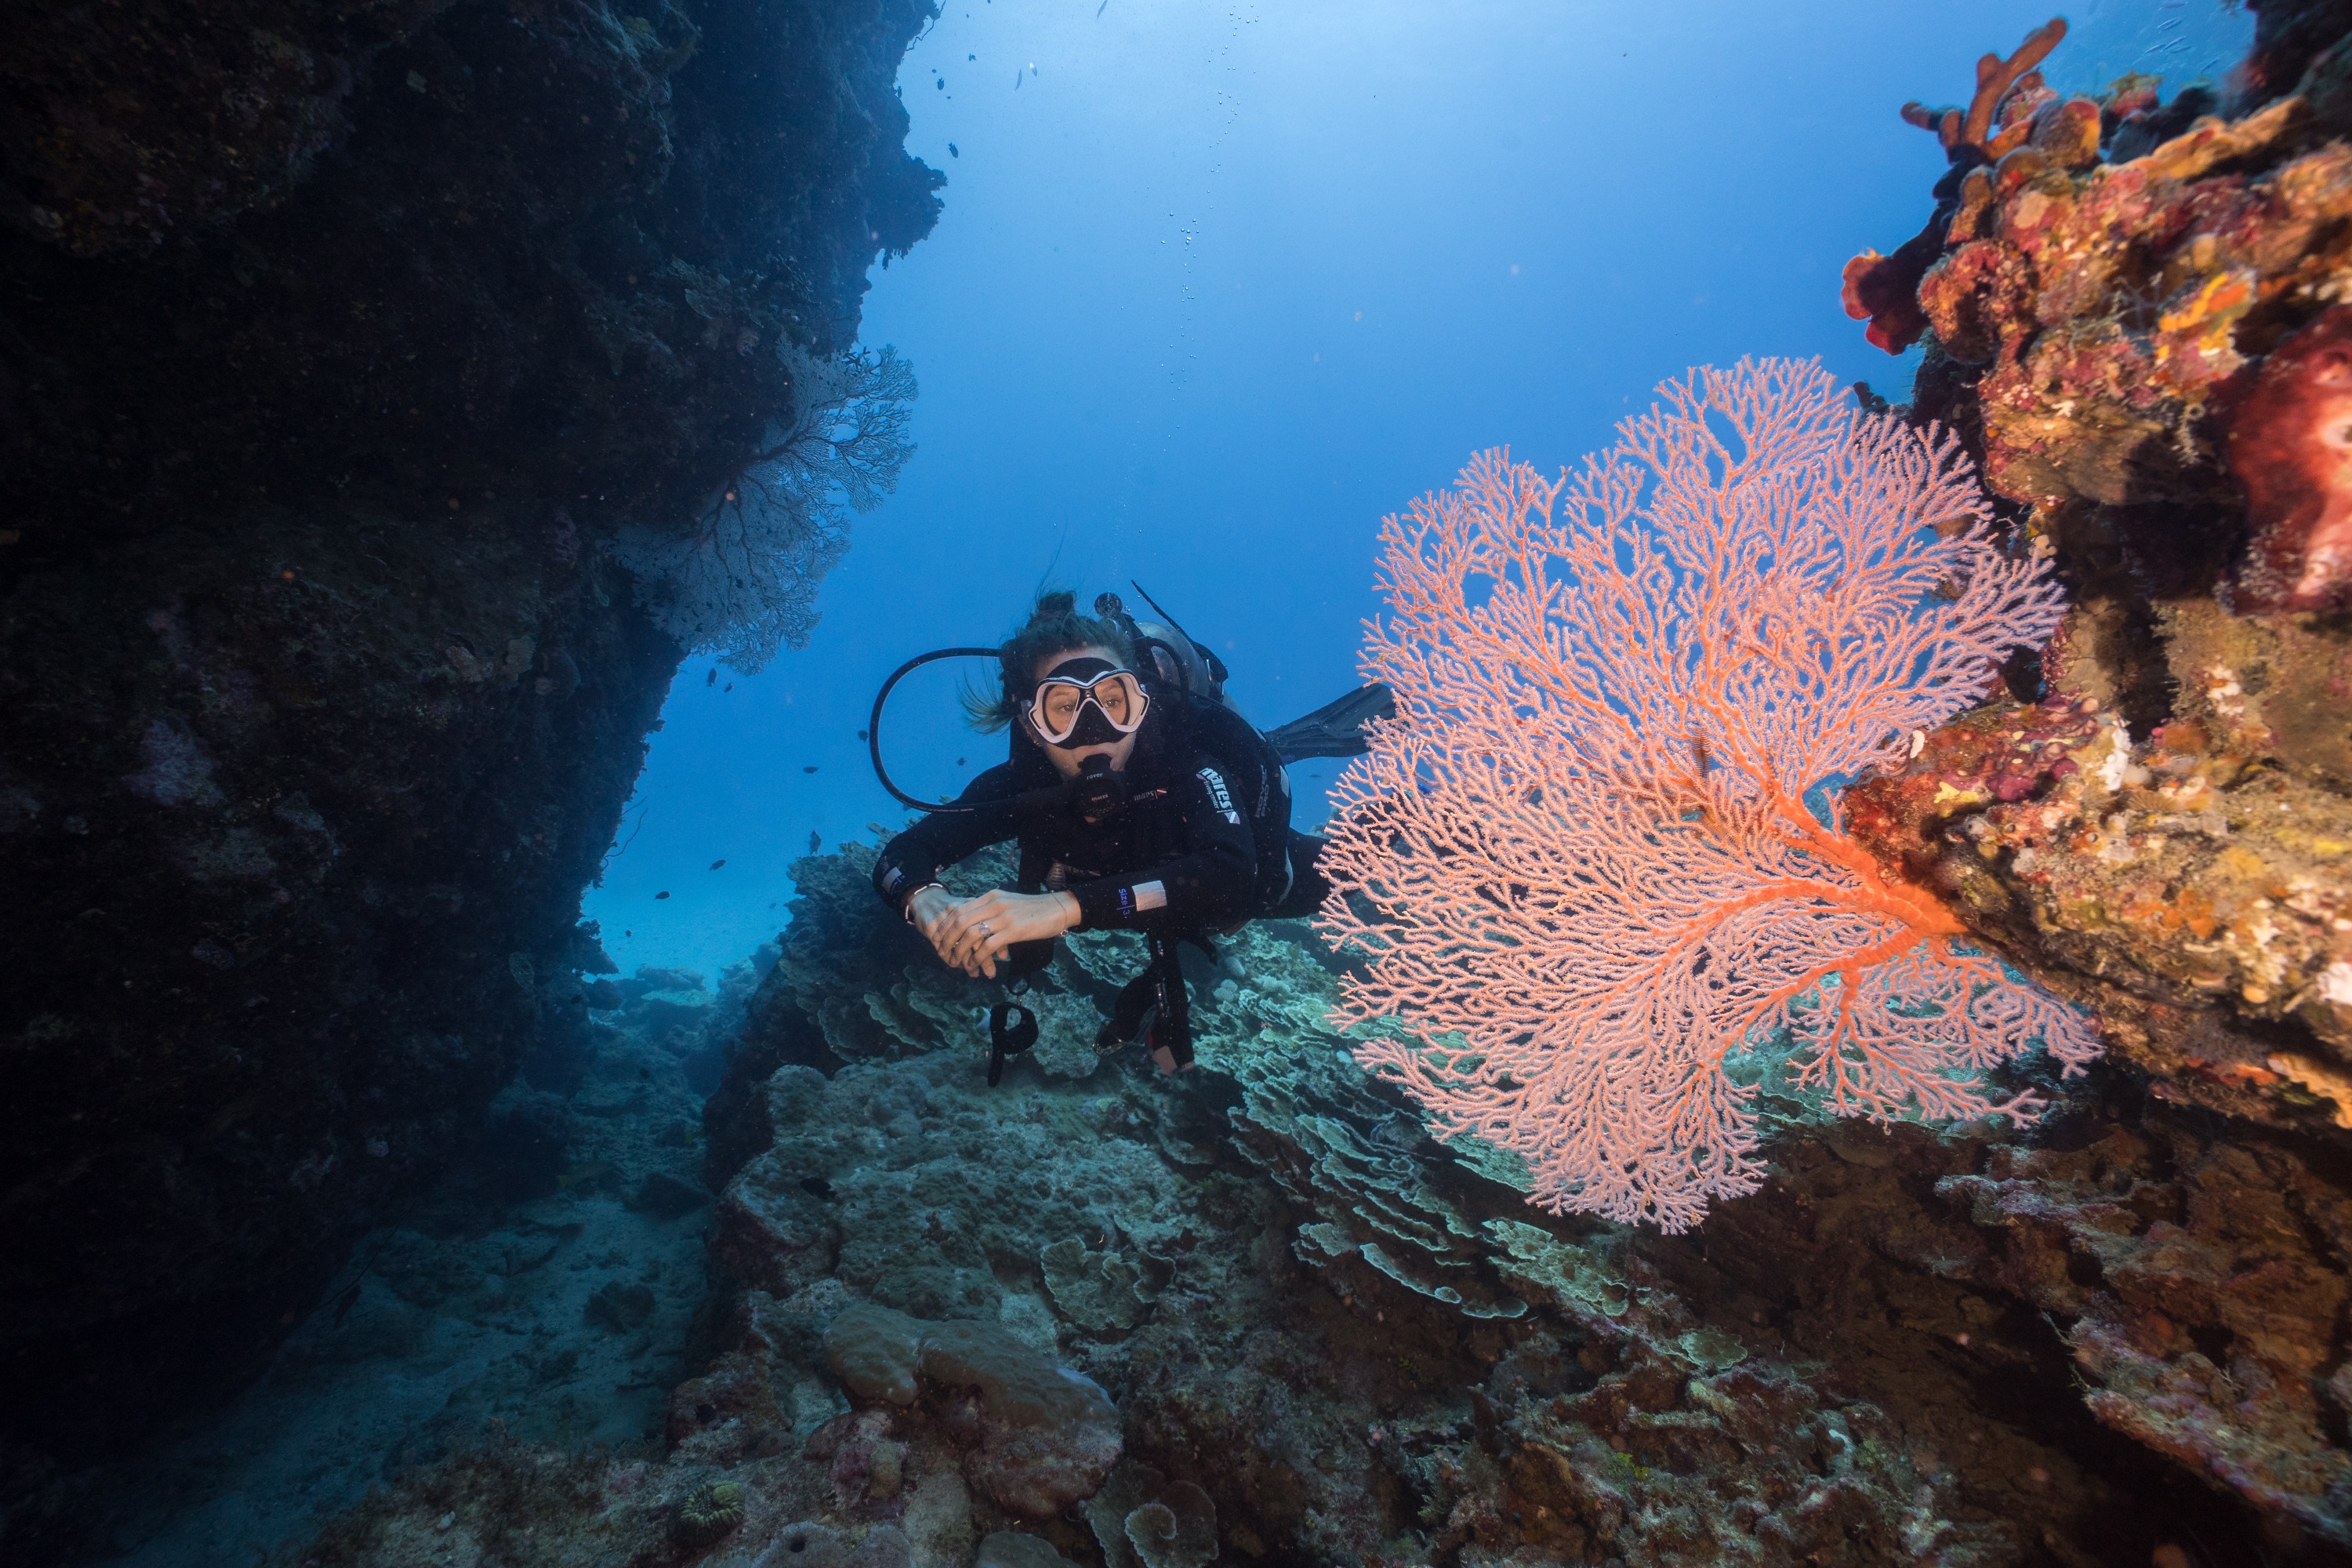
left=1026, top=659, right=1149, bottom=748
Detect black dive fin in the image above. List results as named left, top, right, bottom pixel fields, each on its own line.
left=1262, top=681, right=1396, bottom=762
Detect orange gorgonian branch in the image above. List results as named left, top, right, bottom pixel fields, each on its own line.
left=1316, top=357, right=2099, bottom=1232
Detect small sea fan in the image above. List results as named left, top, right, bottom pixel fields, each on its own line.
left=612, top=343, right=916, bottom=671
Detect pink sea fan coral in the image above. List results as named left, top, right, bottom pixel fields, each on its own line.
left=1317, top=358, right=2100, bottom=1232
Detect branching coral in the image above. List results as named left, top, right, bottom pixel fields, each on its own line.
left=1842, top=19, right=2071, bottom=353
left=1317, top=358, right=2097, bottom=1232
left=1900, top=17, right=2070, bottom=162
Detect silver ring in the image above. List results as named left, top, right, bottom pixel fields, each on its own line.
left=978, top=921, right=992, bottom=936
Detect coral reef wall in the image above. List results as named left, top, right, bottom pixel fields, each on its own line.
left=0, top=0, right=939, bottom=1510
left=0, top=0, right=941, bottom=536
left=1838, top=2, right=2352, bottom=1142
left=1816, top=2, right=2352, bottom=1548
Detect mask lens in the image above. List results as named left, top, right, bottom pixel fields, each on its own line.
left=1095, top=673, right=1134, bottom=726
left=1038, top=681, right=1084, bottom=739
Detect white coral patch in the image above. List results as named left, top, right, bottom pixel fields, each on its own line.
left=2096, top=728, right=2132, bottom=795
left=2205, top=665, right=2246, bottom=720
left=2323, top=961, right=2352, bottom=1007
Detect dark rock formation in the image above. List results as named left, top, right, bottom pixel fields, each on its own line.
left=1, top=0, right=941, bottom=541
left=0, top=0, right=939, bottom=1541
left=74, top=974, right=736, bottom=1566
left=0, top=506, right=670, bottom=1439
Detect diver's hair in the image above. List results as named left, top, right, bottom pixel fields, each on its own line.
left=962, top=589, right=1137, bottom=732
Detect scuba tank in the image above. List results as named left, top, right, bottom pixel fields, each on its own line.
left=1107, top=589, right=1229, bottom=707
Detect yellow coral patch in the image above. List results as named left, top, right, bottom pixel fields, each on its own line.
left=2216, top=847, right=2272, bottom=882
left=2268, top=1053, right=2352, bottom=1129
left=2156, top=270, right=2257, bottom=366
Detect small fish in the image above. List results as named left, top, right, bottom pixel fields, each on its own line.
left=710, top=858, right=726, bottom=869
left=936, top=77, right=946, bottom=90
left=803, top=765, right=818, bottom=773
left=957, top=757, right=967, bottom=766
left=808, top=830, right=822, bottom=853
left=655, top=891, right=670, bottom=900
left=706, top=669, right=717, bottom=686
left=948, top=143, right=959, bottom=158
left=724, top=683, right=733, bottom=692
left=857, top=729, right=869, bottom=741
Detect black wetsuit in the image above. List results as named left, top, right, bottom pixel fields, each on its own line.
left=872, top=692, right=1323, bottom=978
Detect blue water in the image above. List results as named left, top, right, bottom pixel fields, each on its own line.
left=584, top=0, right=2253, bottom=987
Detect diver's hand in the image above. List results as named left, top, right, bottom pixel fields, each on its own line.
left=935, top=888, right=1080, bottom=979
left=905, top=885, right=959, bottom=949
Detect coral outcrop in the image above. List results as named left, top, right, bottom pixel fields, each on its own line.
left=1842, top=18, right=2074, bottom=355
left=823, top=1304, right=1123, bottom=1516
left=0, top=0, right=939, bottom=1546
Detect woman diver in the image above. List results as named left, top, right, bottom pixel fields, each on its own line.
left=869, top=589, right=1360, bottom=1076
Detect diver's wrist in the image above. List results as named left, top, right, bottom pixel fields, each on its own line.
left=1053, top=890, right=1081, bottom=931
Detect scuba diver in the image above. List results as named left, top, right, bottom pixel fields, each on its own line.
left=867, top=587, right=1391, bottom=1081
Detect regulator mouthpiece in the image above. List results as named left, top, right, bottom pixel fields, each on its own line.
left=1072, top=751, right=1128, bottom=824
